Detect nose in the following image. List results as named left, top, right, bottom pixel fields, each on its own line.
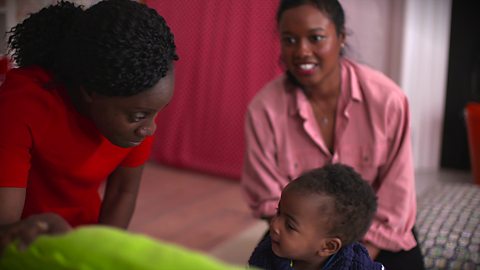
left=270, top=216, right=280, bottom=236
left=136, top=120, right=157, bottom=137
left=295, top=39, right=312, bottom=57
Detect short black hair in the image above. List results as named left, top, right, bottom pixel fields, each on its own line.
left=284, top=164, right=377, bottom=246
left=276, top=0, right=345, bottom=37
left=8, top=0, right=178, bottom=96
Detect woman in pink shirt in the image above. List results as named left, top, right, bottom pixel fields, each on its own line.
left=241, top=0, right=425, bottom=269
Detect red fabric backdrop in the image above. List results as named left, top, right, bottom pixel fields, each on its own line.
left=146, top=1, right=282, bottom=179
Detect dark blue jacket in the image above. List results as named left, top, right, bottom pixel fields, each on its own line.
left=248, top=235, right=384, bottom=270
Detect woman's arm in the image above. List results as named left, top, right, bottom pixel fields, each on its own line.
left=241, top=105, right=288, bottom=219
left=0, top=188, right=71, bottom=255
left=98, top=165, right=144, bottom=229
left=363, top=94, right=417, bottom=252
left=0, top=188, right=25, bottom=226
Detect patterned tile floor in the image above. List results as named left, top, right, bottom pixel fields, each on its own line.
left=416, top=181, right=480, bottom=269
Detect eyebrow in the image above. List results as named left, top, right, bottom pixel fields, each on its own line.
left=281, top=27, right=326, bottom=35
left=285, top=213, right=299, bottom=227
left=309, top=27, right=326, bottom=32
left=132, top=105, right=166, bottom=112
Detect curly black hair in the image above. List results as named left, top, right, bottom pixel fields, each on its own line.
left=284, top=163, right=377, bottom=246
left=7, top=1, right=82, bottom=70
left=7, top=0, right=178, bottom=96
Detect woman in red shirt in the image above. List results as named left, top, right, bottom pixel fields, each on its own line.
left=0, top=0, right=178, bottom=252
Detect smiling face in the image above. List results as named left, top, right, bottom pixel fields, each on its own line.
left=278, top=4, right=344, bottom=91
left=84, top=70, right=174, bottom=148
left=269, top=188, right=339, bottom=263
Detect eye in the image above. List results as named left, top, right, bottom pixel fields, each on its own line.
left=285, top=220, right=296, bottom=231
left=281, top=36, right=296, bottom=45
left=310, top=35, right=326, bottom=43
left=130, top=112, right=147, bottom=123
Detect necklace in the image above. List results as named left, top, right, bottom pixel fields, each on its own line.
left=310, top=101, right=331, bottom=126
left=320, top=115, right=329, bottom=125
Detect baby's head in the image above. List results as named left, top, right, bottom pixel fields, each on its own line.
left=269, top=163, right=377, bottom=262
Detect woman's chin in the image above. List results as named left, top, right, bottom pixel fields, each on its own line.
left=108, top=138, right=141, bottom=148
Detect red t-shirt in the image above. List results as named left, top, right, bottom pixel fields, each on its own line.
left=0, top=66, right=153, bottom=227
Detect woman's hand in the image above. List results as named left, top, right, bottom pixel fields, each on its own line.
left=0, top=213, right=71, bottom=255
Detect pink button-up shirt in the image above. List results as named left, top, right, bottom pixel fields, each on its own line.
left=241, top=58, right=416, bottom=251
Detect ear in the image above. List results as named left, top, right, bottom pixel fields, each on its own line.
left=317, top=237, right=342, bottom=257
left=338, top=31, right=346, bottom=43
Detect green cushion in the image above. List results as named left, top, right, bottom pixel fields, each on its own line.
left=0, top=226, right=251, bottom=270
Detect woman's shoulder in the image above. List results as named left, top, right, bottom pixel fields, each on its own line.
left=345, top=59, right=401, bottom=89
left=0, top=66, right=64, bottom=120
left=1, top=66, right=58, bottom=98
left=247, top=74, right=292, bottom=113
left=343, top=58, right=408, bottom=107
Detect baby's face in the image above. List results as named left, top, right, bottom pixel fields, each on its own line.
left=269, top=190, right=334, bottom=261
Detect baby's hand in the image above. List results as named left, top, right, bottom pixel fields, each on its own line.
left=0, top=213, right=71, bottom=256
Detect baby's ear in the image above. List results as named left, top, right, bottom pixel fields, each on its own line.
left=317, top=237, right=341, bottom=257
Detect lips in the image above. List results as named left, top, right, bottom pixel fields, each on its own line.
left=270, top=237, right=281, bottom=255
left=294, top=63, right=317, bottom=76
left=127, top=139, right=143, bottom=147
left=270, top=232, right=280, bottom=244
left=299, top=63, right=316, bottom=70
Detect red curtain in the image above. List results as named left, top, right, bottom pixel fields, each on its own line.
left=146, top=1, right=282, bottom=179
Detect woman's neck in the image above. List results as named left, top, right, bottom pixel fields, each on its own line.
left=304, top=64, right=341, bottom=103
left=66, top=87, right=90, bottom=117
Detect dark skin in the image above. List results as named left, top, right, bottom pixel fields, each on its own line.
left=98, top=166, right=144, bottom=227
left=0, top=213, right=71, bottom=255
left=278, top=4, right=379, bottom=259
left=270, top=189, right=341, bottom=270
left=0, top=70, right=174, bottom=255
left=279, top=4, right=343, bottom=153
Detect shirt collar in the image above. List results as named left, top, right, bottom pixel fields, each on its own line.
left=288, top=58, right=362, bottom=118
left=341, top=58, right=362, bottom=103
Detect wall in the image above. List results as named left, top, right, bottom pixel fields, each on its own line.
left=341, top=0, right=404, bottom=82
left=1, top=0, right=103, bottom=55
left=341, top=0, right=452, bottom=171
left=400, top=0, right=452, bottom=171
